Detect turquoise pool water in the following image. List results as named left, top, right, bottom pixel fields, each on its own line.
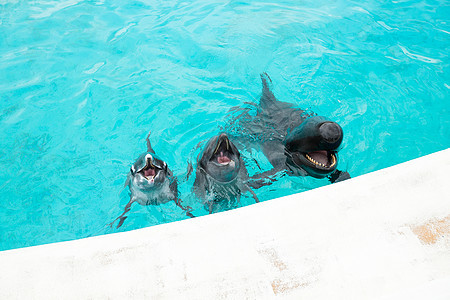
left=1, top=0, right=449, bottom=251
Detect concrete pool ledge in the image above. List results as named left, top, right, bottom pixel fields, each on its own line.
left=1, top=149, right=450, bottom=299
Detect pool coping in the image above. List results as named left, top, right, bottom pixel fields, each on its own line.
left=1, top=148, right=450, bottom=299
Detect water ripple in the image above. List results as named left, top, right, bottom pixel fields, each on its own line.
left=398, top=44, right=442, bottom=64
left=30, top=0, right=82, bottom=19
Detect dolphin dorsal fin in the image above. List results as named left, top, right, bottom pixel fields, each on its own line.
left=260, top=72, right=277, bottom=108
left=146, top=131, right=156, bottom=154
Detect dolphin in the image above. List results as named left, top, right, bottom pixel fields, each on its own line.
left=231, top=73, right=350, bottom=184
left=191, top=133, right=259, bottom=213
left=110, top=132, right=194, bottom=228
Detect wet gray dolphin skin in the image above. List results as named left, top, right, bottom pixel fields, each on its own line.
left=192, top=133, right=259, bottom=213
left=233, top=73, right=349, bottom=183
left=110, top=133, right=193, bottom=228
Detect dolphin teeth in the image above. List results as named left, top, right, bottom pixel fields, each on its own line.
left=330, top=154, right=336, bottom=167
left=306, top=153, right=336, bottom=168
left=214, top=142, right=220, bottom=154
left=306, top=154, right=318, bottom=165
left=214, top=138, right=229, bottom=154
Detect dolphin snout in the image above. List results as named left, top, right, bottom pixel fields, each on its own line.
left=319, top=122, right=342, bottom=145
left=218, top=133, right=229, bottom=140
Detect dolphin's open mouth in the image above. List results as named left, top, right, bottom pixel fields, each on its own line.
left=211, top=137, right=233, bottom=165
left=304, top=150, right=337, bottom=169
left=139, top=157, right=159, bottom=180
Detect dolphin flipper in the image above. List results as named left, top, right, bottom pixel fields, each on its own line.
left=146, top=131, right=156, bottom=154
left=109, top=197, right=135, bottom=229
left=246, top=166, right=281, bottom=189
left=246, top=177, right=276, bottom=190
left=174, top=197, right=196, bottom=218
left=245, top=185, right=260, bottom=203
left=260, top=72, right=277, bottom=109
left=328, top=169, right=351, bottom=183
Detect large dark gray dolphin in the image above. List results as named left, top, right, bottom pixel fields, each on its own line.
left=231, top=73, right=350, bottom=184
left=110, top=133, right=194, bottom=228
left=191, top=133, right=259, bottom=213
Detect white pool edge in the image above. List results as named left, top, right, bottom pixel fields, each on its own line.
left=1, top=148, right=450, bottom=299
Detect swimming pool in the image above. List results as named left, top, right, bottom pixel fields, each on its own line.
left=1, top=0, right=449, bottom=251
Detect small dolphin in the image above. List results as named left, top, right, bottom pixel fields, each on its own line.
left=191, top=133, right=259, bottom=213
left=231, top=73, right=350, bottom=184
left=110, top=132, right=194, bottom=228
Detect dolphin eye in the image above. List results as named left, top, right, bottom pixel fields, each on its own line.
left=130, top=166, right=135, bottom=175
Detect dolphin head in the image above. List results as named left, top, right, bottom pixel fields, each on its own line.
left=129, top=152, right=170, bottom=191
left=284, top=116, right=343, bottom=178
left=198, top=133, right=241, bottom=183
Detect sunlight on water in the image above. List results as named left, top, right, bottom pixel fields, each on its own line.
left=0, top=0, right=449, bottom=250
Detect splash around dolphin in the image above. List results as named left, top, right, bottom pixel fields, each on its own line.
left=229, top=73, right=350, bottom=184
